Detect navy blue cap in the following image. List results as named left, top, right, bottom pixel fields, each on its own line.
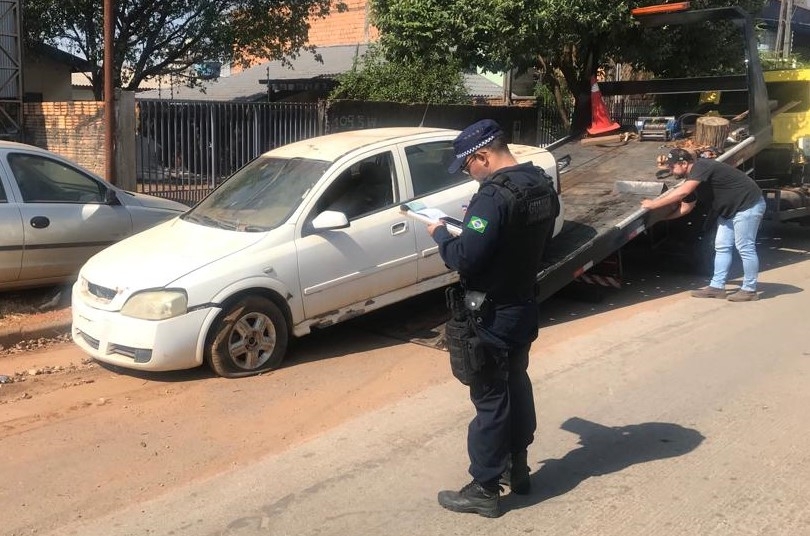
left=447, top=119, right=504, bottom=173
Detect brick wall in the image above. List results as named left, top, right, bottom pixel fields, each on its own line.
left=21, top=93, right=137, bottom=190
left=233, top=1, right=377, bottom=71
left=22, top=101, right=107, bottom=177
left=308, top=0, right=377, bottom=46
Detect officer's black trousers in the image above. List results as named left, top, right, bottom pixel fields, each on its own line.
left=467, top=342, right=536, bottom=487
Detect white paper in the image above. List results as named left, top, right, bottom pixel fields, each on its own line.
left=400, top=201, right=463, bottom=236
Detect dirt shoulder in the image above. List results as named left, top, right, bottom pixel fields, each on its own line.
left=0, top=285, right=73, bottom=356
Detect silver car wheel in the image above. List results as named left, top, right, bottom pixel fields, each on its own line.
left=229, top=311, right=277, bottom=370
left=207, top=296, right=289, bottom=378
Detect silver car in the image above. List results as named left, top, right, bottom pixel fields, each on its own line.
left=0, top=141, right=187, bottom=291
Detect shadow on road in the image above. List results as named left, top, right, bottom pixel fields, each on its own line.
left=503, top=416, right=705, bottom=513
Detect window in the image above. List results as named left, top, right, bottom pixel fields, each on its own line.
left=9, top=154, right=105, bottom=204
left=316, top=152, right=396, bottom=220
left=406, top=141, right=467, bottom=197
left=0, top=180, right=6, bottom=203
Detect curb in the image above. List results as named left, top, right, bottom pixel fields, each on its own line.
left=0, top=318, right=72, bottom=350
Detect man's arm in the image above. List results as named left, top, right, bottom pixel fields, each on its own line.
left=641, top=179, right=700, bottom=210
left=430, top=190, right=505, bottom=274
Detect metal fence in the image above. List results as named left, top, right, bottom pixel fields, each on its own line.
left=136, top=99, right=324, bottom=205
left=607, top=95, right=657, bottom=127
left=536, top=100, right=570, bottom=147
left=134, top=97, right=654, bottom=205
left=536, top=95, right=656, bottom=147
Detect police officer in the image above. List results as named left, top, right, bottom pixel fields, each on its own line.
left=426, top=119, right=559, bottom=517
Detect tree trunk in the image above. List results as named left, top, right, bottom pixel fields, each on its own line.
left=694, top=116, right=729, bottom=149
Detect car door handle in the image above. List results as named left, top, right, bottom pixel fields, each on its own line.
left=391, top=221, right=408, bottom=235
left=30, top=216, right=50, bottom=229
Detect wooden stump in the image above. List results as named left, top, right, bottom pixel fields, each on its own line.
left=694, top=116, right=729, bottom=149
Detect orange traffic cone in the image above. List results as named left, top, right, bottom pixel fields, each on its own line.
left=586, top=76, right=620, bottom=136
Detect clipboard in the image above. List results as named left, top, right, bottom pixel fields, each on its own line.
left=400, top=201, right=463, bottom=236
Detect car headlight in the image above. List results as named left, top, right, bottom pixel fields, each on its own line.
left=121, top=290, right=188, bottom=320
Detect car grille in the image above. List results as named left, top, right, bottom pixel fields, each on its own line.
left=87, top=281, right=117, bottom=302
left=74, top=329, right=100, bottom=350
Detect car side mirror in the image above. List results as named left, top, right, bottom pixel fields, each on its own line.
left=104, top=188, right=121, bottom=205
left=311, top=210, right=349, bottom=231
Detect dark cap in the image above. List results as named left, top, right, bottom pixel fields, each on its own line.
left=665, top=148, right=694, bottom=166
left=447, top=119, right=504, bottom=173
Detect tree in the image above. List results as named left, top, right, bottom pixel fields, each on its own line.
left=371, top=0, right=767, bottom=134
left=23, top=0, right=346, bottom=100
left=329, top=45, right=468, bottom=104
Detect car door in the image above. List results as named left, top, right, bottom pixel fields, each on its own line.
left=401, top=139, right=479, bottom=281
left=295, top=150, right=418, bottom=319
left=0, top=174, right=23, bottom=285
left=4, top=152, right=132, bottom=282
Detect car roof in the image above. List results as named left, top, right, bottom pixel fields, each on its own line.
left=266, top=127, right=458, bottom=162
left=0, top=140, right=54, bottom=153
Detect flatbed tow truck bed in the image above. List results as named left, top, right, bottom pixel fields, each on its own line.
left=536, top=136, right=675, bottom=302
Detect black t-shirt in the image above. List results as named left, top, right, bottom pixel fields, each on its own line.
left=689, top=158, right=762, bottom=218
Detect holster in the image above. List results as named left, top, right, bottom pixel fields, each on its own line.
left=445, top=286, right=489, bottom=385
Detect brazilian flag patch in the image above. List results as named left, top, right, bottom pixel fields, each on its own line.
left=467, top=216, right=488, bottom=234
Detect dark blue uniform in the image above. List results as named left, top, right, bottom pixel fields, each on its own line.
left=432, top=162, right=556, bottom=489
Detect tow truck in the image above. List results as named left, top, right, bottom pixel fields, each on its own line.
left=533, top=2, right=779, bottom=298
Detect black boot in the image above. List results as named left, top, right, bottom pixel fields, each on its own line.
left=437, top=480, right=500, bottom=518
left=499, top=451, right=531, bottom=495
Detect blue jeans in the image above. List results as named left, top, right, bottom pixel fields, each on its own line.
left=709, top=197, right=766, bottom=292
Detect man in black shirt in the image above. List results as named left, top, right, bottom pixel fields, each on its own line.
left=641, top=148, right=766, bottom=301
left=426, top=119, right=559, bottom=517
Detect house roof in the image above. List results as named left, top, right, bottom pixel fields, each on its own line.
left=29, top=43, right=92, bottom=72
left=463, top=73, right=507, bottom=98
left=136, top=44, right=508, bottom=101
left=137, top=44, right=370, bottom=101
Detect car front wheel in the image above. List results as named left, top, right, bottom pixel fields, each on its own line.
left=207, top=296, right=288, bottom=378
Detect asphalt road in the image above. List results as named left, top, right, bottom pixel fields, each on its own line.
left=16, top=221, right=807, bottom=536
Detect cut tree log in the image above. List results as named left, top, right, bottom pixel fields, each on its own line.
left=694, top=116, right=730, bottom=149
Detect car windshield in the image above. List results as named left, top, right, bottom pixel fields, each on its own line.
left=183, top=156, right=329, bottom=232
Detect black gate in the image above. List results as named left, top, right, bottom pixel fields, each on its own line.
left=136, top=99, right=325, bottom=205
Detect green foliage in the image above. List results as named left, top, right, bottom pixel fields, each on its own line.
left=23, top=0, right=346, bottom=99
left=760, top=53, right=810, bottom=71
left=372, top=0, right=768, bottom=132
left=329, top=45, right=468, bottom=104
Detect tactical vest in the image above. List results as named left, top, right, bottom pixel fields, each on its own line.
left=490, top=168, right=560, bottom=225
left=484, top=168, right=559, bottom=303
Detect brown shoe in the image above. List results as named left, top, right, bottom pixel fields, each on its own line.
left=727, top=290, right=759, bottom=302
left=691, top=286, right=726, bottom=298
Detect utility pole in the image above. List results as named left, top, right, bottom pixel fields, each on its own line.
left=775, top=0, right=795, bottom=62
left=104, top=0, right=116, bottom=184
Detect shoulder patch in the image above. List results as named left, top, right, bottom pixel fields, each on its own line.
left=467, top=216, right=489, bottom=233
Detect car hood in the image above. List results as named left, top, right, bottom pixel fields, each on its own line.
left=81, top=218, right=264, bottom=292
left=122, top=191, right=189, bottom=212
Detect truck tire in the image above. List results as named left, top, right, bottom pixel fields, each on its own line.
left=207, top=296, right=289, bottom=378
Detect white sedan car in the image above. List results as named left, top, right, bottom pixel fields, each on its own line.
left=72, top=127, right=564, bottom=378
left=0, top=141, right=188, bottom=291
